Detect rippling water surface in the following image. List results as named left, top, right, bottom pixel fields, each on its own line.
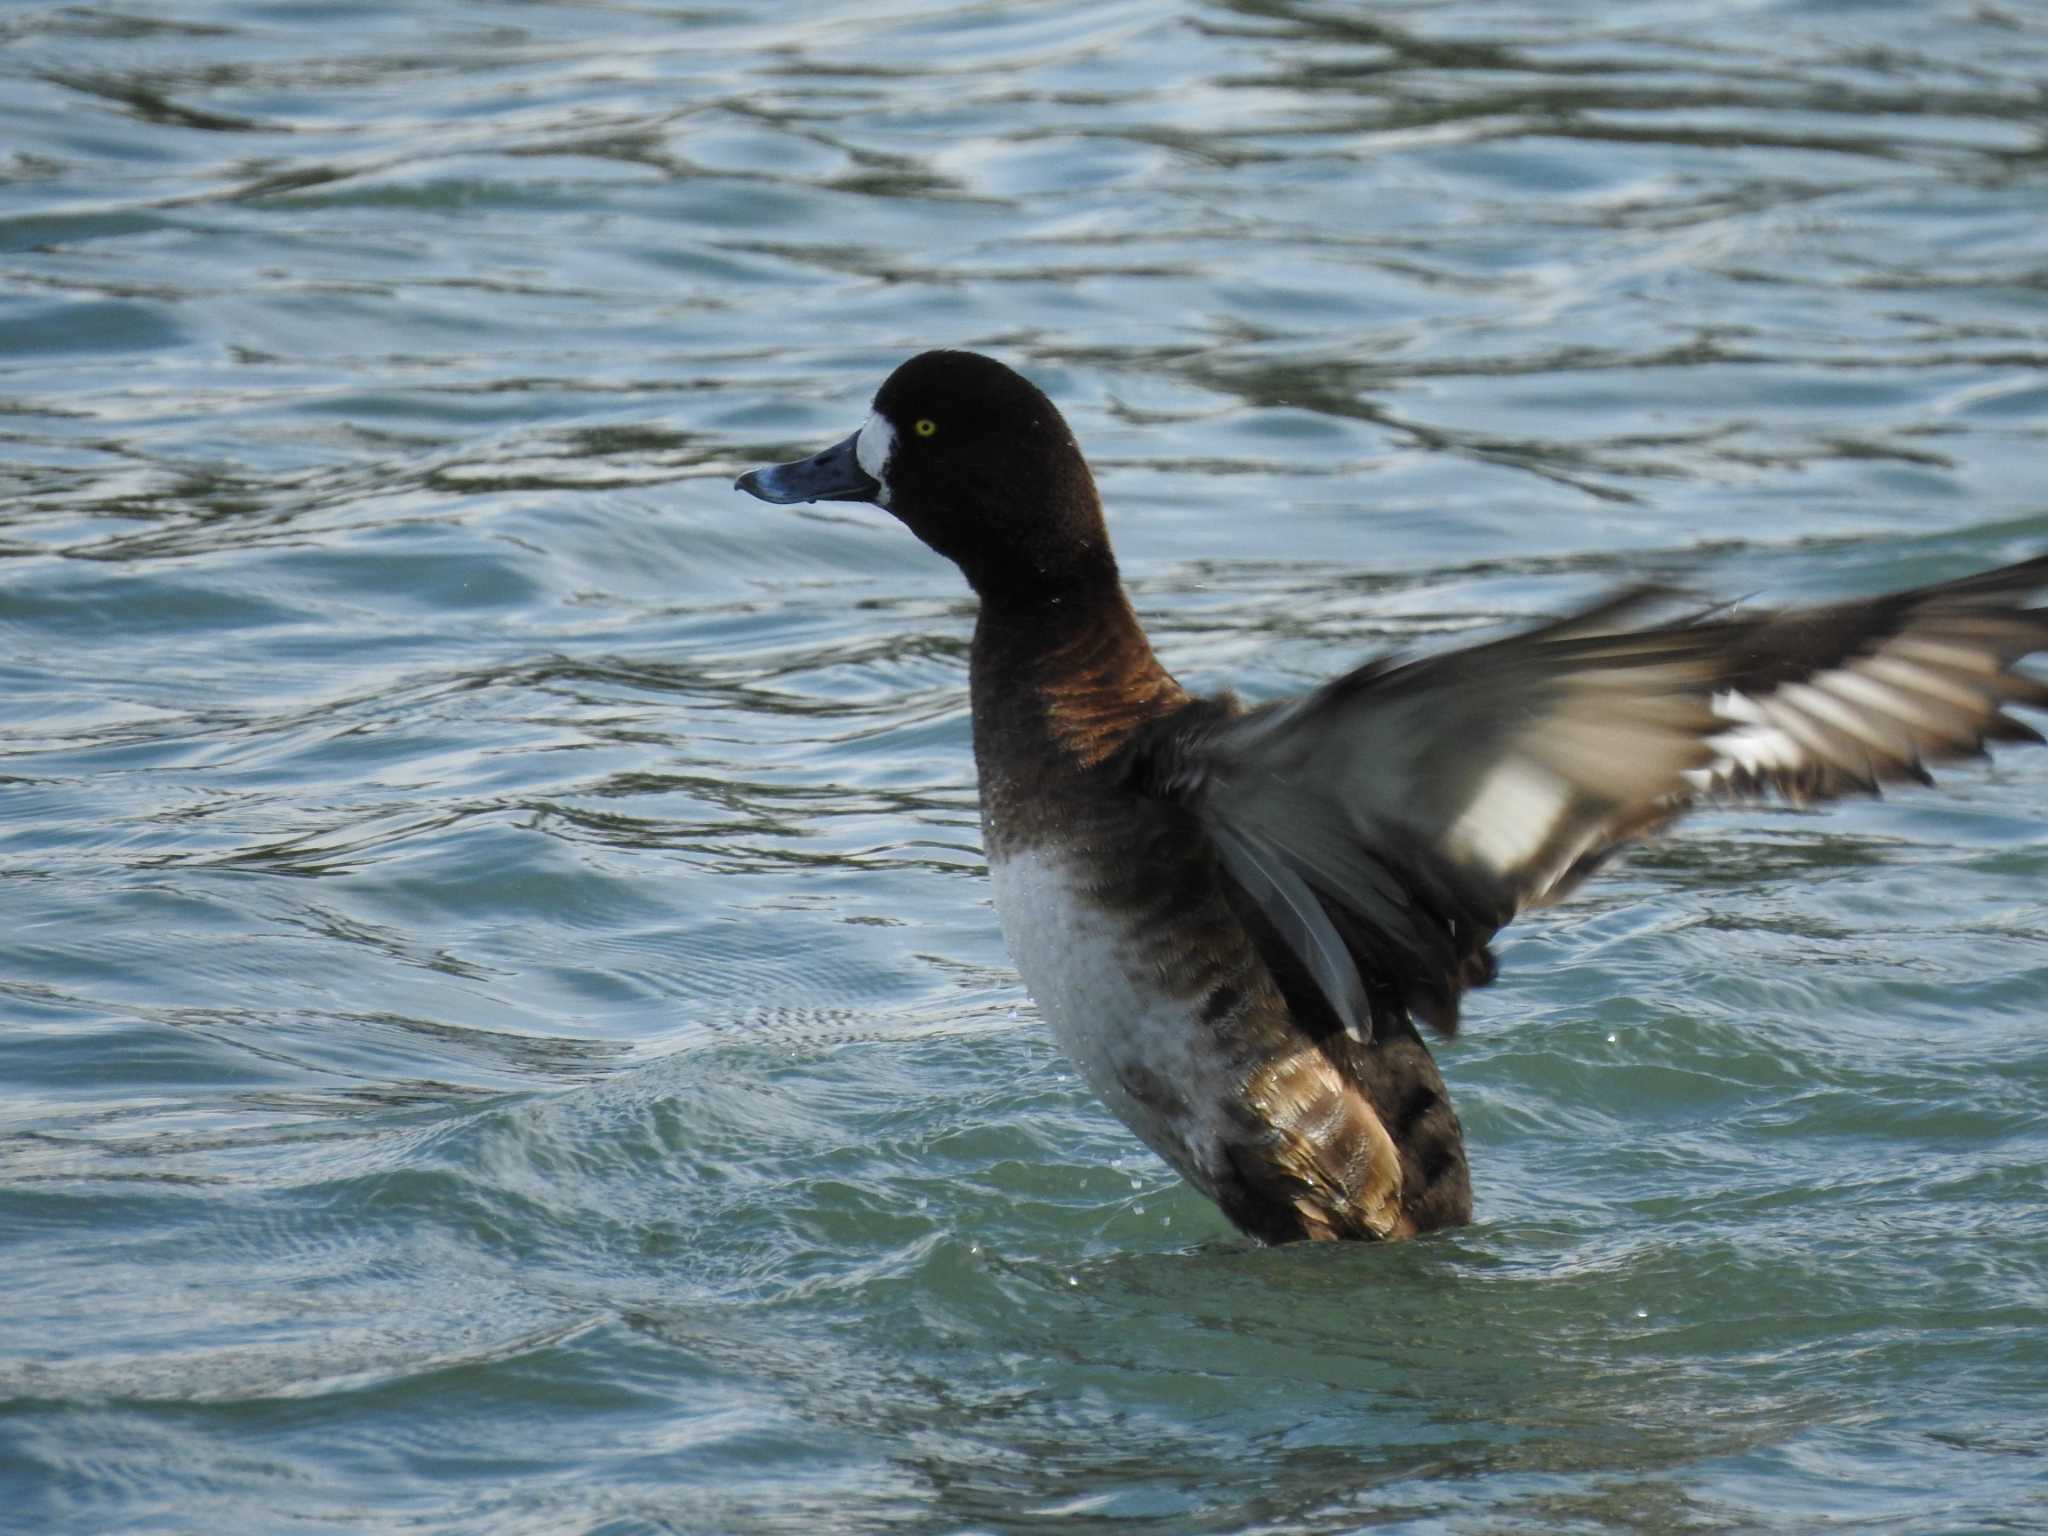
left=4, top=1, right=2047, bottom=1531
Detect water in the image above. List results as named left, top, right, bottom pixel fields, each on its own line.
left=4, top=1, right=2046, bottom=1530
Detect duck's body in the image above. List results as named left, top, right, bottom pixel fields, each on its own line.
left=970, top=587, right=1470, bottom=1239
left=738, top=349, right=2048, bottom=1244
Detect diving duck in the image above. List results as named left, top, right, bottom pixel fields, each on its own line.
left=737, top=349, right=2048, bottom=1243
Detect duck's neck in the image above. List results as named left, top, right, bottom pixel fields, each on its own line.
left=969, top=575, right=1186, bottom=858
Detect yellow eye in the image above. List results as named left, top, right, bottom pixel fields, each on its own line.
left=913, top=418, right=938, bottom=438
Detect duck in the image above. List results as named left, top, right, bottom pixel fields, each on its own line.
left=736, top=349, right=2048, bottom=1243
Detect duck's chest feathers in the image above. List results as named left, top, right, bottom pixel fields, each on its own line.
left=987, top=843, right=1247, bottom=1180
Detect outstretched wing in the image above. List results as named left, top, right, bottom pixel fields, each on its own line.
left=1136, top=556, right=2048, bottom=1043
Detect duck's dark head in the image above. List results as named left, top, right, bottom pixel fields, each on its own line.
left=736, top=350, right=1115, bottom=605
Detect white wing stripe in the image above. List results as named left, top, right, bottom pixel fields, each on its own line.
left=1776, top=679, right=1906, bottom=756
left=1854, top=654, right=1990, bottom=713
left=1447, top=756, right=1571, bottom=877
left=1705, top=722, right=1804, bottom=774
left=1886, top=636, right=2005, bottom=675
left=1711, top=688, right=1769, bottom=726
left=1814, top=667, right=1939, bottom=731
left=1757, top=693, right=1855, bottom=767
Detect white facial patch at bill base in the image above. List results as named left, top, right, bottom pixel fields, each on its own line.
left=856, top=413, right=896, bottom=507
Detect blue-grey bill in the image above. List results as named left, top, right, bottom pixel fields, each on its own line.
left=734, top=430, right=878, bottom=505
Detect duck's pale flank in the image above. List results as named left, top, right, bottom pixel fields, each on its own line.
left=737, top=349, right=2048, bottom=1244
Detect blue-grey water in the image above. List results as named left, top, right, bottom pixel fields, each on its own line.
left=4, top=2, right=2046, bottom=1531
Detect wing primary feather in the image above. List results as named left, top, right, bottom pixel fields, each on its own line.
left=1209, top=821, right=1375, bottom=1044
